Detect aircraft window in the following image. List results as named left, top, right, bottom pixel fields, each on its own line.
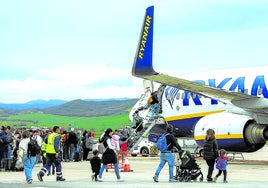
left=182, top=93, right=185, bottom=99
left=192, top=93, right=196, bottom=99
left=176, top=93, right=180, bottom=100
left=258, top=88, right=263, bottom=95
left=176, top=105, right=180, bottom=111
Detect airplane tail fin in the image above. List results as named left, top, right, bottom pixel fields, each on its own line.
left=132, top=6, right=157, bottom=77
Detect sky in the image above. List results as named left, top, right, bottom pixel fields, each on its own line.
left=1, top=0, right=268, bottom=103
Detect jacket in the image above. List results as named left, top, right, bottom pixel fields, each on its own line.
left=0, top=131, right=13, bottom=152
left=166, top=133, right=182, bottom=151
left=203, top=138, right=218, bottom=160
left=216, top=156, right=227, bottom=170
left=100, top=135, right=117, bottom=164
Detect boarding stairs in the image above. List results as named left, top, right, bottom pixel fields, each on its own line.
left=126, top=84, right=166, bottom=152
left=127, top=116, right=166, bottom=152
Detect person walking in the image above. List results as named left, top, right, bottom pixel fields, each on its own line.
left=19, top=130, right=41, bottom=184
left=90, top=149, right=101, bottom=181
left=97, top=128, right=123, bottom=182
left=203, top=128, right=218, bottom=182
left=214, top=149, right=228, bottom=183
left=153, top=124, right=182, bottom=182
left=37, top=126, right=66, bottom=182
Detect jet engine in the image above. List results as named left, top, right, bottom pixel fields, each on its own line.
left=194, top=113, right=268, bottom=152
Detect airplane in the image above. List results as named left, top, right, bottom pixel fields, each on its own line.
left=129, top=5, right=268, bottom=153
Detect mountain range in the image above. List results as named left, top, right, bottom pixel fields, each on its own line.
left=0, top=98, right=138, bottom=117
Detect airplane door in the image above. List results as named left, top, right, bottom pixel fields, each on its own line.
left=143, top=80, right=153, bottom=93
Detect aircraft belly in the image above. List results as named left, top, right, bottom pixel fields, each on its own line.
left=166, top=117, right=201, bottom=137
left=196, top=138, right=247, bottom=151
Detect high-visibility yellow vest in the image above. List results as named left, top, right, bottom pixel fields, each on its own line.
left=46, top=132, right=60, bottom=154
left=41, top=141, right=47, bottom=152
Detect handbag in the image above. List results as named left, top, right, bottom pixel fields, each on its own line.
left=15, top=159, right=24, bottom=170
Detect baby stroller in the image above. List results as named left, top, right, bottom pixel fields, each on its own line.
left=175, top=150, right=203, bottom=182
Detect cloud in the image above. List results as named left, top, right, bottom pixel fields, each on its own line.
left=1, top=1, right=268, bottom=103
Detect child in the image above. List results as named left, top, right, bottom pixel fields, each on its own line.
left=214, top=149, right=228, bottom=183
left=111, top=134, right=121, bottom=151
left=90, top=149, right=101, bottom=181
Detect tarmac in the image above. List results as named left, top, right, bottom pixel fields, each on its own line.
left=0, top=146, right=268, bottom=188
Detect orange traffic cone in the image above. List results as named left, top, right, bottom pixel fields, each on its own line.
left=123, top=157, right=130, bottom=171
left=122, top=156, right=133, bottom=172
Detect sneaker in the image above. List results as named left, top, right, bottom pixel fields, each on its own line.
left=37, top=173, right=43, bottom=182
left=213, top=176, right=217, bottom=182
left=117, top=179, right=124, bottom=182
left=153, top=175, right=159, bottom=183
left=169, top=178, right=176, bottom=182
left=223, top=180, right=228, bottom=183
left=56, top=177, right=66, bottom=181
left=91, top=175, right=95, bottom=181
left=207, top=178, right=213, bottom=182
left=27, top=179, right=33, bottom=184
left=97, top=176, right=103, bottom=182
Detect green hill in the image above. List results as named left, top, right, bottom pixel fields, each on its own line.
left=42, top=99, right=138, bottom=117
left=1, top=113, right=131, bottom=135
left=0, top=99, right=138, bottom=135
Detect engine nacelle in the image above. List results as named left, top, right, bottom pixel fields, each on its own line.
left=194, top=113, right=268, bottom=152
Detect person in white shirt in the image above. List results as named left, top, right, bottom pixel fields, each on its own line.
left=19, top=130, right=41, bottom=184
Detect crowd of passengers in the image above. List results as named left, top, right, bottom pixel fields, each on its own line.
left=0, top=126, right=95, bottom=171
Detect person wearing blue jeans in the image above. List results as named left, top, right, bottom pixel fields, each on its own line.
left=151, top=103, right=160, bottom=119
left=153, top=124, right=181, bottom=182
left=23, top=154, right=37, bottom=183
left=149, top=91, right=161, bottom=120
left=19, top=130, right=40, bottom=184
left=154, top=152, right=174, bottom=180
left=99, top=163, right=120, bottom=180
left=97, top=128, right=123, bottom=182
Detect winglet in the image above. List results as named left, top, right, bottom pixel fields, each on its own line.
left=132, top=6, right=157, bottom=77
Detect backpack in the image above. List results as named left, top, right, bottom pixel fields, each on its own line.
left=27, top=136, right=41, bottom=157
left=98, top=131, right=105, bottom=143
left=62, top=133, right=69, bottom=143
left=98, top=132, right=107, bottom=154
left=156, top=133, right=170, bottom=152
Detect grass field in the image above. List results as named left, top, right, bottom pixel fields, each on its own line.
left=0, top=112, right=132, bottom=136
